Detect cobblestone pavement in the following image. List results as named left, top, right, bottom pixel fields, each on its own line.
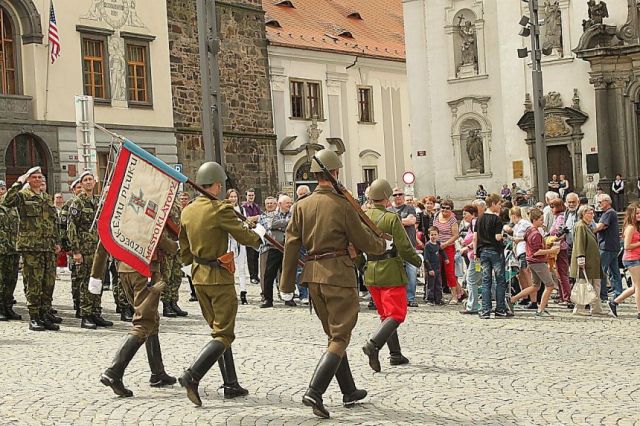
left=2, top=273, right=640, bottom=425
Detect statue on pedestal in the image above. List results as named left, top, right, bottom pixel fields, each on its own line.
left=466, top=129, right=485, bottom=174
left=543, top=0, right=563, bottom=56
left=583, top=0, right=609, bottom=31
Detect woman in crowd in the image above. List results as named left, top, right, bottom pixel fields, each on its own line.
left=558, top=175, right=570, bottom=200
left=459, top=205, right=481, bottom=314
left=418, top=195, right=437, bottom=241
left=570, top=205, right=604, bottom=315
left=226, top=189, right=250, bottom=305
left=584, top=175, right=597, bottom=203
left=509, top=208, right=559, bottom=316
left=505, top=206, right=535, bottom=308
left=549, top=198, right=572, bottom=305
left=612, top=173, right=625, bottom=212
left=434, top=199, right=462, bottom=303
left=608, top=203, right=640, bottom=319
left=475, top=185, right=488, bottom=200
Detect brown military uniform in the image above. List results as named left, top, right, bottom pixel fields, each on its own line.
left=179, top=196, right=261, bottom=348
left=280, top=186, right=385, bottom=356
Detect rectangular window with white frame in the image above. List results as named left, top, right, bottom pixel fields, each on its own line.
left=357, top=86, right=374, bottom=123
left=290, top=79, right=323, bottom=120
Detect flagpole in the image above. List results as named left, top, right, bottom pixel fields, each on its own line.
left=44, top=0, right=52, bottom=121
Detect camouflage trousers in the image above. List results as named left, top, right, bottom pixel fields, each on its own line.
left=70, top=262, right=79, bottom=308
left=107, top=259, right=130, bottom=310
left=0, top=253, right=19, bottom=306
left=160, top=255, right=182, bottom=304
left=22, top=251, right=56, bottom=317
left=77, top=254, right=102, bottom=317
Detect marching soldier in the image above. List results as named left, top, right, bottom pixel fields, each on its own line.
left=360, top=179, right=421, bottom=372
left=68, top=170, right=113, bottom=329
left=0, top=180, right=20, bottom=321
left=279, top=149, right=386, bottom=419
left=97, top=227, right=178, bottom=396
left=2, top=167, right=61, bottom=331
left=60, top=178, right=82, bottom=316
left=161, top=201, right=188, bottom=318
left=178, top=162, right=264, bottom=406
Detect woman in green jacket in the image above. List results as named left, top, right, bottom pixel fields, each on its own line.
left=570, top=205, right=603, bottom=315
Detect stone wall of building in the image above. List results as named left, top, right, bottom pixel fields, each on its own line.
left=167, top=0, right=277, bottom=200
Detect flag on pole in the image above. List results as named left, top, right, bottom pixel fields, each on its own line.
left=48, top=1, right=61, bottom=63
left=97, top=139, right=188, bottom=277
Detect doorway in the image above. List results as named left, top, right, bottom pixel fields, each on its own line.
left=547, top=144, right=573, bottom=188
left=4, top=134, right=50, bottom=186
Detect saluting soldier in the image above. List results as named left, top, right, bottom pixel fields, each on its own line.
left=97, top=225, right=179, bottom=396
left=68, top=170, right=113, bottom=329
left=279, top=149, right=386, bottom=419
left=2, top=167, right=61, bottom=331
left=0, top=180, right=20, bottom=321
left=178, top=162, right=264, bottom=406
left=60, top=178, right=82, bottom=316
left=160, top=201, right=188, bottom=318
left=360, top=179, right=422, bottom=372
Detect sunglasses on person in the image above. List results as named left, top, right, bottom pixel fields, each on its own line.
left=441, top=206, right=452, bottom=211
left=393, top=193, right=404, bottom=197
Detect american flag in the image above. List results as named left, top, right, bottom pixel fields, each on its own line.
left=48, top=1, right=60, bottom=63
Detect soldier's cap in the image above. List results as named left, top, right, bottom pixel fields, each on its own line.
left=79, top=170, right=95, bottom=181
left=24, top=166, right=42, bottom=178
left=71, top=178, right=81, bottom=189
left=0, top=180, right=5, bottom=187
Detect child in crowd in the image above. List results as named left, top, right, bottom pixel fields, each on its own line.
left=423, top=226, right=449, bottom=305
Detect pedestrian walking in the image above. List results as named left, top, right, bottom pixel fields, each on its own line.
left=570, top=205, right=604, bottom=315
left=279, top=149, right=385, bottom=419
left=608, top=203, right=640, bottom=318
left=178, top=162, right=264, bottom=407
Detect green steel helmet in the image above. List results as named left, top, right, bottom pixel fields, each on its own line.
left=195, top=161, right=227, bottom=186
left=368, top=178, right=393, bottom=201
left=310, top=149, right=343, bottom=173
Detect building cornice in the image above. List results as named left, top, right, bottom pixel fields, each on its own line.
left=268, top=45, right=407, bottom=72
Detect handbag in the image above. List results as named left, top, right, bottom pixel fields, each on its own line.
left=570, top=269, right=597, bottom=306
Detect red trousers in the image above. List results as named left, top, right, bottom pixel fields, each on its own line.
left=369, top=286, right=407, bottom=323
left=441, top=245, right=457, bottom=288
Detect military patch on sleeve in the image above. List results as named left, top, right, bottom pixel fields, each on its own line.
left=60, top=215, right=67, bottom=223
left=70, top=207, right=79, bottom=216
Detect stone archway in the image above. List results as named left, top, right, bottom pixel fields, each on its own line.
left=0, top=0, right=43, bottom=44
left=4, top=133, right=51, bottom=185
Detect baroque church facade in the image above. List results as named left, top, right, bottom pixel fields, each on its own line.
left=403, top=0, right=638, bottom=203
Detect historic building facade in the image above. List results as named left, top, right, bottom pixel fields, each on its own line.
left=167, top=0, right=278, bottom=200
left=403, top=0, right=634, bottom=202
left=263, top=0, right=412, bottom=196
left=0, top=0, right=176, bottom=192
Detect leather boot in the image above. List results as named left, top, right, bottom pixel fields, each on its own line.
left=335, top=353, right=367, bottom=407
left=146, top=334, right=176, bottom=387
left=387, top=330, right=409, bottom=365
left=302, top=351, right=342, bottom=419
left=240, top=291, right=248, bottom=305
left=93, top=314, right=114, bottom=327
left=362, top=318, right=400, bottom=372
left=100, top=335, right=144, bottom=397
left=171, top=301, right=188, bottom=317
left=163, top=302, right=177, bottom=317
left=29, top=315, right=45, bottom=331
left=81, top=316, right=98, bottom=330
left=218, top=348, right=249, bottom=398
left=121, top=306, right=134, bottom=322
left=4, top=304, right=21, bottom=320
left=47, top=311, right=63, bottom=323
left=41, top=314, right=60, bottom=331
left=178, top=340, right=227, bottom=406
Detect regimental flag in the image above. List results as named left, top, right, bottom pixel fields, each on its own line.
left=48, top=1, right=61, bottom=63
left=97, top=139, right=188, bottom=277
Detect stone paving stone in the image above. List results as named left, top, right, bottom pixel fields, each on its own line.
left=2, top=274, right=640, bottom=424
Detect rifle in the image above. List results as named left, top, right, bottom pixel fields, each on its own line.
left=188, top=179, right=305, bottom=268
left=313, top=155, right=392, bottom=241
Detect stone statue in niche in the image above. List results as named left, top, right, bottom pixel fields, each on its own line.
left=583, top=0, right=609, bottom=31
left=456, top=14, right=478, bottom=78
left=109, top=37, right=126, bottom=101
left=466, top=129, right=485, bottom=174
left=543, top=0, right=563, bottom=56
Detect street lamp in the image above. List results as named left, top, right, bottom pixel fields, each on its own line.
left=518, top=0, right=548, bottom=203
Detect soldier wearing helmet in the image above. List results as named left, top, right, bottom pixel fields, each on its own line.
left=279, top=149, right=386, bottom=419
left=178, top=161, right=264, bottom=407
left=360, top=179, right=422, bottom=373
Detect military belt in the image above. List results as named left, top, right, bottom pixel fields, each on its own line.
left=194, top=256, right=222, bottom=268
left=304, top=249, right=348, bottom=262
left=368, top=250, right=398, bottom=261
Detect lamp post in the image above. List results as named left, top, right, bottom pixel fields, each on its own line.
left=518, top=0, right=548, bottom=202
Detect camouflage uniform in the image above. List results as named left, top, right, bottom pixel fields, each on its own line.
left=67, top=192, right=101, bottom=318
left=0, top=204, right=20, bottom=310
left=59, top=196, right=79, bottom=308
left=2, top=182, right=59, bottom=318
left=161, top=203, right=182, bottom=305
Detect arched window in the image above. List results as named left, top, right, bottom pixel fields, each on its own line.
left=0, top=6, right=16, bottom=94
left=5, top=134, right=49, bottom=185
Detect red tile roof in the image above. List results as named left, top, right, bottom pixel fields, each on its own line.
left=263, top=0, right=406, bottom=61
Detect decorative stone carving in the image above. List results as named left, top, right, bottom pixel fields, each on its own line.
left=448, top=96, right=492, bottom=178
left=618, top=0, right=640, bottom=44
left=307, top=117, right=322, bottom=144
left=82, top=0, right=147, bottom=30
left=545, top=115, right=571, bottom=137
left=542, top=0, right=563, bottom=56
left=455, top=14, right=478, bottom=77
left=465, top=128, right=485, bottom=173
left=0, top=95, right=33, bottom=120
left=544, top=91, right=563, bottom=109
left=572, top=89, right=581, bottom=110
left=109, top=37, right=127, bottom=101
left=583, top=0, right=609, bottom=32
